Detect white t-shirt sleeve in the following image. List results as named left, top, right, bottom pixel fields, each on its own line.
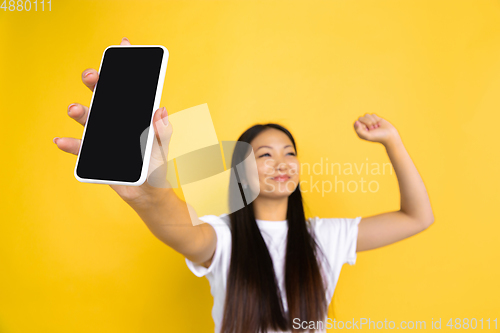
left=312, top=216, right=362, bottom=266
left=342, top=216, right=362, bottom=265
left=185, top=214, right=231, bottom=278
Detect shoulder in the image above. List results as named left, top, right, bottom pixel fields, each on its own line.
left=184, top=214, right=232, bottom=278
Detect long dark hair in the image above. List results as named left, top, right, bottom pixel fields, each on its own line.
left=221, top=124, right=330, bottom=333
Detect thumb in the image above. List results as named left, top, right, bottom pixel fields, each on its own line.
left=151, top=107, right=172, bottom=160
left=147, top=107, right=173, bottom=183
left=152, top=107, right=171, bottom=148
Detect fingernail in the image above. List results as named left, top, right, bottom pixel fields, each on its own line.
left=122, top=37, right=129, bottom=42
left=68, top=103, right=78, bottom=115
left=84, top=71, right=92, bottom=78
left=53, top=137, right=59, bottom=144
left=161, top=107, right=169, bottom=126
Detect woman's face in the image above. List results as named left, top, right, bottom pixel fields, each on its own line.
left=248, top=128, right=300, bottom=199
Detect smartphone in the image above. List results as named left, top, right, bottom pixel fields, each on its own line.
left=74, top=45, right=168, bottom=186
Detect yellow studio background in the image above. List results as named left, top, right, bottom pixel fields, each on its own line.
left=1, top=0, right=499, bottom=332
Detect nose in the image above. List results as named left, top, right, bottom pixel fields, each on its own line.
left=273, top=157, right=288, bottom=173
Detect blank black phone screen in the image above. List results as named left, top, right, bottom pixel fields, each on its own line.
left=76, top=47, right=164, bottom=182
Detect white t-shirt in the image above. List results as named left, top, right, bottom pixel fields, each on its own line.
left=185, top=214, right=362, bottom=333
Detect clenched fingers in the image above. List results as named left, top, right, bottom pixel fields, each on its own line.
left=358, top=113, right=380, bottom=130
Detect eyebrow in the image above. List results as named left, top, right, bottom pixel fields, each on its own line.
left=256, top=145, right=293, bottom=152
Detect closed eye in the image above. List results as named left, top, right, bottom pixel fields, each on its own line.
left=259, top=152, right=295, bottom=158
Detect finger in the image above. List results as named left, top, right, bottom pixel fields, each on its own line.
left=147, top=107, right=173, bottom=188
left=120, top=37, right=131, bottom=45
left=361, top=114, right=377, bottom=130
left=82, top=68, right=99, bottom=92
left=152, top=106, right=172, bottom=149
left=371, top=113, right=382, bottom=128
left=67, top=103, right=89, bottom=126
left=372, top=113, right=382, bottom=122
left=80, top=38, right=131, bottom=92
left=53, top=137, right=81, bottom=156
left=365, top=114, right=378, bottom=129
left=366, top=113, right=381, bottom=126
left=358, top=115, right=374, bottom=129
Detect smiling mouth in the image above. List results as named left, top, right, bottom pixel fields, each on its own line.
left=271, top=175, right=290, bottom=182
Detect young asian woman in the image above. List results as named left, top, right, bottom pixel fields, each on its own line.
left=55, top=37, right=434, bottom=333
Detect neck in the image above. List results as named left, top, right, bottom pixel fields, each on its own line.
left=252, top=196, right=288, bottom=221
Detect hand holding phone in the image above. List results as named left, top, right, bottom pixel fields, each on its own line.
left=54, top=37, right=173, bottom=206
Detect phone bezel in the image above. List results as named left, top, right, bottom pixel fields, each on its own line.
left=74, top=44, right=169, bottom=186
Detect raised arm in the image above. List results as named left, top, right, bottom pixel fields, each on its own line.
left=130, top=187, right=217, bottom=266
left=352, top=113, right=434, bottom=252
left=54, top=37, right=217, bottom=268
